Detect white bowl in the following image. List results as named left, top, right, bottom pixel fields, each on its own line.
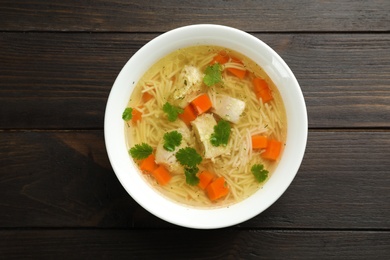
left=104, top=24, right=307, bottom=229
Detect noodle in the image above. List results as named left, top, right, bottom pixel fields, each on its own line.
left=125, top=45, right=287, bottom=208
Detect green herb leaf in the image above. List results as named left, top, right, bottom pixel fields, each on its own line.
left=203, top=63, right=222, bottom=86
left=122, top=107, right=133, bottom=121
left=129, top=143, right=153, bottom=160
left=163, top=131, right=182, bottom=152
left=210, top=119, right=231, bottom=147
left=184, top=166, right=200, bottom=186
left=163, top=102, right=184, bottom=122
left=251, top=164, right=269, bottom=183
left=175, top=147, right=202, bottom=167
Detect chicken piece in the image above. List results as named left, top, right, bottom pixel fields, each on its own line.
left=155, top=142, right=185, bottom=175
left=211, top=94, right=245, bottom=123
left=172, top=65, right=203, bottom=107
left=191, top=113, right=229, bottom=159
left=155, top=127, right=192, bottom=175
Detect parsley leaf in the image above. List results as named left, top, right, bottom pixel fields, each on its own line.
left=175, top=147, right=202, bottom=185
left=129, top=143, right=153, bottom=160
left=163, top=102, right=184, bottom=122
left=203, top=63, right=222, bottom=86
left=184, top=166, right=200, bottom=186
left=210, top=119, right=231, bottom=147
left=163, top=131, right=182, bottom=152
left=251, top=164, right=269, bottom=183
left=122, top=107, right=133, bottom=121
left=175, top=147, right=202, bottom=168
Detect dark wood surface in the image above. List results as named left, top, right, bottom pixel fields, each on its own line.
left=1, top=0, right=389, bottom=258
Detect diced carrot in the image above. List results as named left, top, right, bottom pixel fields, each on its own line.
left=251, top=135, right=268, bottom=149
left=261, top=139, right=282, bottom=161
left=142, top=92, right=153, bottom=103
left=211, top=51, right=229, bottom=65
left=227, top=68, right=246, bottom=79
left=152, top=165, right=172, bottom=185
left=231, top=57, right=242, bottom=63
left=140, top=154, right=157, bottom=174
left=198, top=171, right=215, bottom=190
left=252, top=77, right=273, bottom=103
left=191, top=94, right=212, bottom=115
left=178, top=104, right=198, bottom=125
left=132, top=108, right=142, bottom=123
left=206, top=177, right=229, bottom=201
left=226, top=58, right=246, bottom=79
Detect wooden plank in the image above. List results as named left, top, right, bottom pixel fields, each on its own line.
left=0, top=130, right=389, bottom=228
left=1, top=33, right=389, bottom=129
left=0, top=0, right=389, bottom=32
left=0, top=130, right=145, bottom=227
left=274, top=34, right=390, bottom=128
left=0, top=32, right=137, bottom=129
left=243, top=130, right=390, bottom=229
left=0, top=229, right=389, bottom=259
left=0, top=33, right=141, bottom=129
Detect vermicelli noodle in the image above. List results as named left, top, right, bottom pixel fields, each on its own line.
left=124, top=45, right=287, bottom=208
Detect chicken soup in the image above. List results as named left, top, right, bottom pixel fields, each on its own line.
left=123, top=45, right=286, bottom=208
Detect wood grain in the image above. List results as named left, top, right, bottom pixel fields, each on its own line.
left=1, top=0, right=388, bottom=258
left=1, top=130, right=389, bottom=229
left=1, top=33, right=389, bottom=129
left=0, top=229, right=389, bottom=259
left=0, top=0, right=389, bottom=32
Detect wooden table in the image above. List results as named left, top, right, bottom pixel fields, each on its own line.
left=1, top=1, right=389, bottom=258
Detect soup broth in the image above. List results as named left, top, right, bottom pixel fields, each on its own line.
left=124, top=45, right=286, bottom=208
